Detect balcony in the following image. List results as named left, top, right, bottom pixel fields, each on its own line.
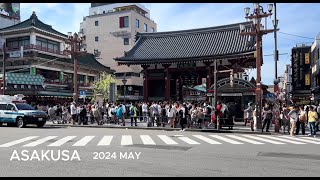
left=43, top=79, right=94, bottom=88
left=4, top=44, right=68, bottom=57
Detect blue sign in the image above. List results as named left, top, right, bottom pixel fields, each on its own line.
left=79, top=91, right=86, bottom=96
left=266, top=93, right=275, bottom=98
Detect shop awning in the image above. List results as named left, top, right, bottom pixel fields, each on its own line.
left=0, top=73, right=44, bottom=86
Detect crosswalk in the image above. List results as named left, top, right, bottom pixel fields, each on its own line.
left=0, top=134, right=319, bottom=148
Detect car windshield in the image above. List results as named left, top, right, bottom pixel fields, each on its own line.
left=15, top=103, right=35, bottom=110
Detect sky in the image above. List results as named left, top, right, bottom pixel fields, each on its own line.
left=19, top=3, right=320, bottom=85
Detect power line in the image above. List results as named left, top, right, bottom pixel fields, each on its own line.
left=279, top=31, right=320, bottom=40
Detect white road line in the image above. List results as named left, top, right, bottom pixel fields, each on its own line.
left=97, top=136, right=113, bottom=146
left=0, top=136, right=39, bottom=147
left=242, top=135, right=285, bottom=144
left=121, top=135, right=133, bottom=146
left=257, top=135, right=306, bottom=144
left=226, top=135, right=264, bottom=144
left=209, top=135, right=243, bottom=144
left=23, top=136, right=57, bottom=147
left=48, top=136, right=76, bottom=147
left=279, top=136, right=320, bottom=144
left=157, top=135, right=178, bottom=145
left=178, top=137, right=200, bottom=144
left=140, top=135, right=156, bottom=145
left=300, top=137, right=320, bottom=142
left=72, top=136, right=95, bottom=146
left=192, top=135, right=222, bottom=144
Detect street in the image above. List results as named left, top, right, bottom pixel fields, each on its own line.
left=0, top=125, right=320, bottom=176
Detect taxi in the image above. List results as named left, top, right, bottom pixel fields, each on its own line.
left=0, top=95, right=48, bottom=128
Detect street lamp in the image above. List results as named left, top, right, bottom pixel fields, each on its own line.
left=64, top=32, right=86, bottom=103
left=122, top=74, right=127, bottom=105
left=239, top=3, right=278, bottom=130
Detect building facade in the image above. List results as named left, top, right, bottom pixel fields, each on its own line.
left=311, top=33, right=320, bottom=103
left=80, top=3, right=157, bottom=102
left=291, top=44, right=312, bottom=106
left=0, top=12, right=113, bottom=105
left=0, top=3, right=20, bottom=30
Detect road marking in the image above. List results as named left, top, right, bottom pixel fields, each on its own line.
left=258, top=135, right=306, bottom=144
left=140, top=135, right=156, bottom=145
left=192, top=135, right=222, bottom=144
left=23, top=136, right=57, bottom=147
left=279, top=136, right=320, bottom=144
left=178, top=137, right=200, bottom=144
left=157, top=135, right=178, bottom=145
left=242, top=135, right=285, bottom=144
left=121, top=135, right=133, bottom=146
left=209, top=135, right=243, bottom=144
left=48, top=136, right=76, bottom=147
left=300, top=137, right=320, bottom=142
left=97, top=136, right=113, bottom=146
left=226, top=135, right=264, bottom=144
left=0, top=136, right=39, bottom=147
left=72, top=136, right=95, bottom=146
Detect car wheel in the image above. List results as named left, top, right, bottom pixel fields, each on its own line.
left=36, top=121, right=46, bottom=128
left=17, top=117, right=26, bottom=128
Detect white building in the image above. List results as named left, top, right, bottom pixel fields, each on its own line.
left=80, top=3, right=157, bottom=102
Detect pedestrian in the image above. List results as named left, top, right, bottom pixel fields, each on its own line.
left=92, top=105, right=102, bottom=125
left=296, top=106, right=306, bottom=135
left=80, top=105, right=88, bottom=125
left=70, top=102, right=77, bottom=125
left=116, top=104, right=123, bottom=126
left=189, top=104, right=198, bottom=128
left=288, top=105, right=298, bottom=136
left=178, top=103, right=186, bottom=131
left=167, top=104, right=176, bottom=128
left=281, top=105, right=290, bottom=134
left=121, top=102, right=126, bottom=126
left=48, top=105, right=56, bottom=124
left=307, top=106, right=318, bottom=137
left=129, top=103, right=138, bottom=126
left=316, top=103, right=320, bottom=132
left=244, top=102, right=254, bottom=131
left=142, top=102, right=148, bottom=122
left=261, top=103, right=273, bottom=132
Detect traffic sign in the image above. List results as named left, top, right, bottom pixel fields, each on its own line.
left=79, top=91, right=86, bottom=98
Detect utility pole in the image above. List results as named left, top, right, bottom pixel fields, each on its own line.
left=273, top=3, right=280, bottom=132
left=2, top=42, right=6, bottom=95
left=213, top=60, right=218, bottom=129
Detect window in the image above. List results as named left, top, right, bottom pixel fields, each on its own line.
left=6, top=36, right=30, bottom=49
left=151, top=27, right=155, bottom=32
left=135, top=19, right=139, bottom=28
left=95, top=21, right=99, bottom=26
left=119, top=16, right=129, bottom=28
left=0, top=104, right=6, bottom=110
left=35, top=37, right=60, bottom=51
left=124, top=38, right=129, bottom=45
left=6, top=104, right=15, bottom=110
left=144, top=23, right=147, bottom=32
left=95, top=36, right=99, bottom=42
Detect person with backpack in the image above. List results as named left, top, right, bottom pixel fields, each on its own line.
left=129, top=103, right=138, bottom=126
left=261, top=103, right=273, bottom=132
left=296, top=106, right=306, bottom=135
left=116, top=104, right=124, bottom=126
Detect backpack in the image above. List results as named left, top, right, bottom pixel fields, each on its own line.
left=130, top=107, right=135, bottom=116
left=206, top=106, right=212, bottom=115
left=116, top=107, right=123, bottom=117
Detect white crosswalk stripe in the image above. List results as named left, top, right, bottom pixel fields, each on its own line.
left=23, top=136, right=57, bottom=147
left=178, top=137, right=200, bottom=144
left=192, top=135, right=222, bottom=144
left=209, top=135, right=243, bottom=144
left=140, top=135, right=156, bottom=145
left=97, top=136, right=113, bottom=146
left=157, top=135, right=178, bottom=145
left=48, top=136, right=76, bottom=147
left=72, top=136, right=95, bottom=146
left=225, top=135, right=264, bottom=144
left=241, top=135, right=285, bottom=144
left=300, top=137, right=320, bottom=142
left=0, top=136, right=39, bottom=147
left=258, top=135, right=306, bottom=144
left=121, top=135, right=133, bottom=146
left=279, top=136, right=320, bottom=144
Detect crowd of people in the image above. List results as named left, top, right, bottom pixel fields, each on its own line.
left=35, top=101, right=226, bottom=131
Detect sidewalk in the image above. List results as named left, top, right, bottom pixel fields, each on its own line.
left=45, top=119, right=276, bottom=135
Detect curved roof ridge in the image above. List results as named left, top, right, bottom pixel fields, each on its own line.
left=137, top=21, right=252, bottom=38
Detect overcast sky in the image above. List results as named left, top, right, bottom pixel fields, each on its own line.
left=20, top=3, right=320, bottom=85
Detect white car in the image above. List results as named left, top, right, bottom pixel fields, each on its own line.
left=0, top=102, right=48, bottom=128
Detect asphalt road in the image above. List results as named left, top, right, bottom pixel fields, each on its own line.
left=0, top=125, right=320, bottom=177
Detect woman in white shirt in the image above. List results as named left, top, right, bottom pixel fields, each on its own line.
left=297, top=106, right=306, bottom=135
left=288, top=106, right=298, bottom=136
left=167, top=104, right=176, bottom=128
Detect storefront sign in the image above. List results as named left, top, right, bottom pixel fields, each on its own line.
left=305, top=74, right=310, bottom=86
left=305, top=53, right=310, bottom=64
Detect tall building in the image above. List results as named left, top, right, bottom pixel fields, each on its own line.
left=0, top=3, right=21, bottom=42
left=311, top=32, right=320, bottom=103
left=80, top=3, right=157, bottom=102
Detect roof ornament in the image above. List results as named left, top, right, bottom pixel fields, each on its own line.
left=31, top=11, right=36, bottom=26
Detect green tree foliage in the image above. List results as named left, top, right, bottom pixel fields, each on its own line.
left=92, top=72, right=116, bottom=102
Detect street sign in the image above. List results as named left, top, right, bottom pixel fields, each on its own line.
left=79, top=91, right=86, bottom=98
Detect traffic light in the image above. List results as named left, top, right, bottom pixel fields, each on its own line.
left=230, top=71, right=234, bottom=87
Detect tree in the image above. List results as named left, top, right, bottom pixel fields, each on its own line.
left=92, top=72, right=116, bottom=102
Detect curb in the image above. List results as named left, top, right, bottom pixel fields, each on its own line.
left=44, top=123, right=272, bottom=135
